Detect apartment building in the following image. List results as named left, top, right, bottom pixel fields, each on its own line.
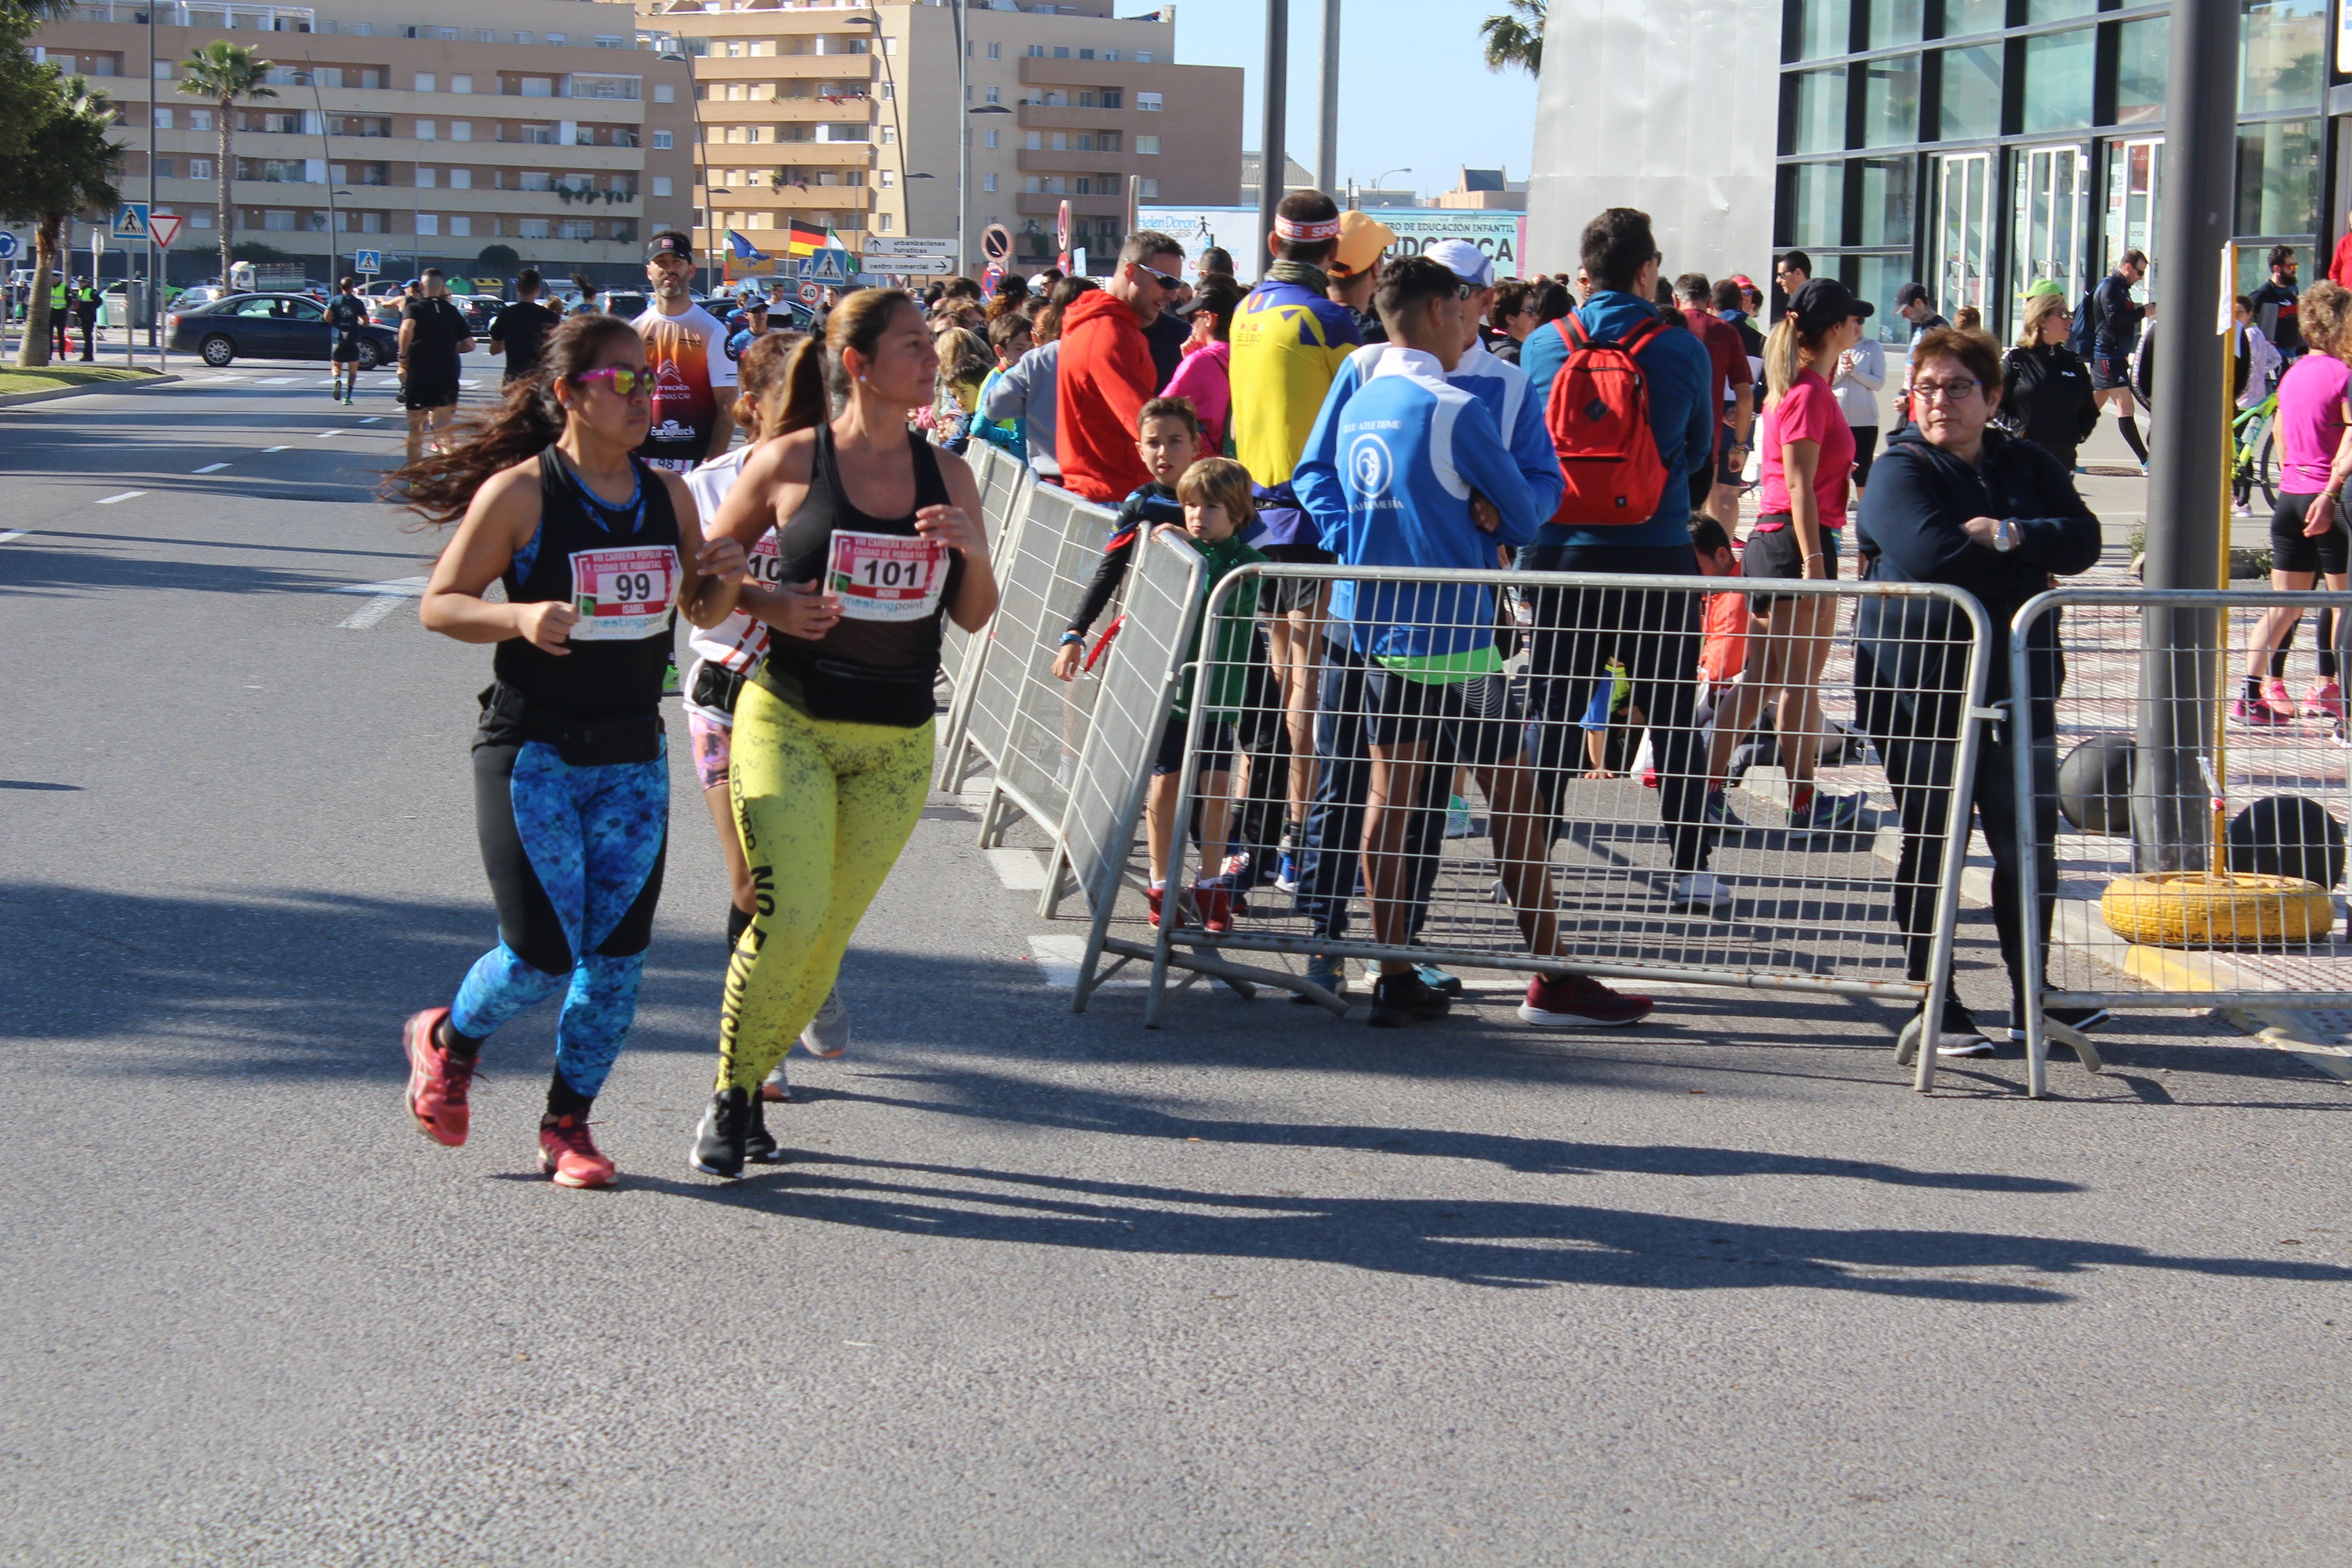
left=34, top=0, right=694, bottom=284
left=638, top=0, right=1239, bottom=275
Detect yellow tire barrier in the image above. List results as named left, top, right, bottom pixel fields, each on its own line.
left=2100, top=872, right=2336, bottom=948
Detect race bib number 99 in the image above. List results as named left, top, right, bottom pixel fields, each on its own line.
left=827, top=529, right=948, bottom=623
left=568, top=545, right=680, bottom=641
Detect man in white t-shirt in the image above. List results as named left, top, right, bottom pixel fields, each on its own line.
left=632, top=232, right=737, bottom=472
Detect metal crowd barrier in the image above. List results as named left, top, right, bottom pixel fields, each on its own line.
left=2012, top=587, right=2352, bottom=1097
left=934, top=441, right=1031, bottom=788
left=1129, top=564, right=1993, bottom=1090
left=953, top=483, right=1122, bottom=891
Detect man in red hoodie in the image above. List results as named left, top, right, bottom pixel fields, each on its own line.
left=1056, top=229, right=1186, bottom=502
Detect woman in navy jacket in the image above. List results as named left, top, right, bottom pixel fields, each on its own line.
left=1852, top=327, right=2104, bottom=1056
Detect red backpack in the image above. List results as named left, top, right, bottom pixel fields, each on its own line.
left=1544, top=314, right=1668, bottom=525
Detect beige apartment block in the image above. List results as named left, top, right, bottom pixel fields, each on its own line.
left=35, top=0, right=694, bottom=282
left=638, top=0, right=1238, bottom=274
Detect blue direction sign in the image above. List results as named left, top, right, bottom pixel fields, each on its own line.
left=353, top=248, right=382, bottom=274
left=109, top=203, right=151, bottom=242
left=0, top=232, right=19, bottom=261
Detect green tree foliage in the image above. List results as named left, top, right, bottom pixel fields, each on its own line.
left=0, top=72, right=125, bottom=367
left=178, top=41, right=276, bottom=288
left=1480, top=0, right=1546, bottom=78
left=0, top=2, right=76, bottom=160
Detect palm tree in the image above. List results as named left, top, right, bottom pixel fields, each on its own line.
left=178, top=41, right=276, bottom=287
left=0, top=73, right=124, bottom=368
left=1480, top=0, right=1546, bottom=77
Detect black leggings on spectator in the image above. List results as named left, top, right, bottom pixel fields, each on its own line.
left=2268, top=608, right=2340, bottom=682
left=1292, top=638, right=1452, bottom=945
left=1521, top=542, right=1712, bottom=876
left=1872, top=724, right=2058, bottom=1010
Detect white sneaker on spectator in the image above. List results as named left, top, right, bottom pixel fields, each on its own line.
left=800, top=987, right=851, bottom=1059
left=1672, top=871, right=1732, bottom=915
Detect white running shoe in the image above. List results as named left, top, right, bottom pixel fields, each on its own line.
left=1671, top=871, right=1732, bottom=915
left=799, top=987, right=851, bottom=1059
left=761, top=1057, right=791, bottom=1102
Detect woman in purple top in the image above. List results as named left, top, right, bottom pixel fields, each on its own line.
left=2238, top=281, right=2352, bottom=727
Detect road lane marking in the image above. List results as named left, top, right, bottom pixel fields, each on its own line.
left=192, top=462, right=230, bottom=474
left=95, top=491, right=146, bottom=505
left=1027, top=934, right=1143, bottom=990
left=359, top=416, right=380, bottom=423
left=338, top=595, right=408, bottom=630
left=262, top=445, right=290, bottom=452
left=314, top=429, right=341, bottom=438
left=0, top=529, right=29, bottom=545
left=333, top=576, right=429, bottom=596
left=988, top=848, right=1050, bottom=890
left=259, top=376, right=297, bottom=385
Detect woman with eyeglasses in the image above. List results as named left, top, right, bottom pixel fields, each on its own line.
left=1852, top=327, right=2103, bottom=1058
left=389, top=314, right=747, bottom=1188
left=690, top=288, right=999, bottom=1179
left=1704, top=277, right=1871, bottom=834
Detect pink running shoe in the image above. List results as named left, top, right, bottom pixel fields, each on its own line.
left=2233, top=697, right=2287, bottom=727
left=404, top=1007, right=474, bottom=1147
left=2263, top=679, right=2300, bottom=720
left=2306, top=680, right=2345, bottom=719
left=537, top=1115, right=616, bottom=1189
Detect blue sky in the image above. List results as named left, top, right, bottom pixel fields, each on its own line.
left=1162, top=0, right=1541, bottom=199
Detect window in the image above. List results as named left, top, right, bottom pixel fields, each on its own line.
left=415, top=213, right=438, bottom=235
left=1786, top=161, right=1841, bottom=246
left=2239, top=117, right=2319, bottom=235
left=153, top=107, right=172, bottom=129
left=876, top=212, right=894, bottom=231
left=654, top=83, right=674, bottom=103
left=153, top=156, right=174, bottom=177
left=1136, top=51, right=1154, bottom=63
left=985, top=128, right=999, bottom=148
left=1787, top=67, right=1845, bottom=154
left=1938, top=45, right=2000, bottom=140
left=1859, top=54, right=1919, bottom=148
left=415, top=74, right=436, bottom=92
left=1051, top=132, right=1068, bottom=150
left=879, top=125, right=895, bottom=144
left=451, top=75, right=472, bottom=95
left=189, top=157, right=214, bottom=179
left=1856, top=157, right=1914, bottom=245
left=1077, top=133, right=1095, bottom=150
left=1136, top=92, right=1162, bottom=111
left=560, top=219, right=595, bottom=240
left=1023, top=176, right=1040, bottom=193
left=191, top=209, right=212, bottom=228
left=520, top=217, right=550, bottom=238
left=746, top=126, right=763, bottom=143
left=983, top=172, right=997, bottom=192
left=594, top=35, right=625, bottom=49
left=415, top=120, right=436, bottom=140
left=1138, top=178, right=1158, bottom=199
left=521, top=77, right=553, bottom=98
left=879, top=169, right=896, bottom=188
left=821, top=122, right=868, bottom=142
left=1026, top=44, right=1043, bottom=56
left=1102, top=91, right=1122, bottom=109
left=416, top=167, right=436, bottom=188
left=448, top=215, right=472, bottom=237
left=985, top=85, right=999, bottom=103
left=724, top=39, right=743, bottom=57
left=154, top=60, right=171, bottom=80
left=1024, top=131, right=1041, bottom=150
left=1079, top=91, right=1096, bottom=108
left=1867, top=0, right=1923, bottom=48
left=2242, top=0, right=2325, bottom=114
left=1080, top=48, right=1095, bottom=60
left=1053, top=46, right=1070, bottom=59
left=2021, top=28, right=2093, bottom=134
left=1135, top=134, right=1160, bottom=154
left=652, top=174, right=673, bottom=197
left=1105, top=50, right=1120, bottom=61
left=1796, top=0, right=1848, bottom=59
left=1099, top=132, right=1119, bottom=152
left=520, top=172, right=553, bottom=191
left=651, top=129, right=673, bottom=149
left=450, top=122, right=470, bottom=142
left=448, top=169, right=471, bottom=190
left=880, top=81, right=893, bottom=99
left=987, top=42, right=1000, bottom=59
left=189, top=110, right=213, bottom=131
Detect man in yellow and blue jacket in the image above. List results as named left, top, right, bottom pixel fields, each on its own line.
left=1228, top=190, right=1362, bottom=486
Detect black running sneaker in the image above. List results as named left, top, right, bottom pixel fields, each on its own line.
left=2008, top=1004, right=2114, bottom=1043
left=1368, top=970, right=1452, bottom=1029
left=745, top=1093, right=787, bottom=1164
left=691, top=1087, right=753, bottom=1178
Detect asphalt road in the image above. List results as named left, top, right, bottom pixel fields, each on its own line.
left=3, top=367, right=2349, bottom=1567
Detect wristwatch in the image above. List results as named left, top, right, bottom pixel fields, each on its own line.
left=1993, top=519, right=2019, bottom=553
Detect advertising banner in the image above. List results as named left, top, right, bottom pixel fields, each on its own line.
left=1137, top=206, right=1529, bottom=282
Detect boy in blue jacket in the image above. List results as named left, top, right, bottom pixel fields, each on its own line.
left=1296, top=257, right=1654, bottom=1031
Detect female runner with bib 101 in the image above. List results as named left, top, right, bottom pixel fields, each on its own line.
left=395, top=313, right=746, bottom=1189
left=691, top=288, right=998, bottom=1178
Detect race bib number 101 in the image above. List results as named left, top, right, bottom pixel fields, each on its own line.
left=827, top=528, right=948, bottom=623
left=568, top=545, right=680, bottom=641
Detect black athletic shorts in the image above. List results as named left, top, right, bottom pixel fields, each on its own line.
left=1153, top=714, right=1234, bottom=777
left=329, top=330, right=361, bottom=364
left=1742, top=517, right=1842, bottom=610
left=2272, top=491, right=2351, bottom=577
left=1258, top=542, right=1334, bottom=615
left=1851, top=427, right=1880, bottom=487
left=2089, top=353, right=2132, bottom=392
left=1362, top=666, right=1522, bottom=767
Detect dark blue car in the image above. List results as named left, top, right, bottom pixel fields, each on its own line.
left=167, top=292, right=401, bottom=369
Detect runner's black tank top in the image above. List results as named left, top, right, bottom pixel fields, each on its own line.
left=491, top=448, right=682, bottom=722
left=755, top=421, right=962, bottom=728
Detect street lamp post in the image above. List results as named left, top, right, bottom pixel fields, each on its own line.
left=660, top=48, right=711, bottom=297
left=1314, top=0, right=1339, bottom=194
left=306, top=52, right=336, bottom=289
left=146, top=0, right=158, bottom=358
left=1256, top=0, right=1288, bottom=246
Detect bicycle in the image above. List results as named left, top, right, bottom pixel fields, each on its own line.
left=2232, top=390, right=2278, bottom=510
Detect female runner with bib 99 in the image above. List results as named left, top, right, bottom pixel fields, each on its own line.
left=691, top=288, right=998, bottom=1177
left=393, top=313, right=746, bottom=1189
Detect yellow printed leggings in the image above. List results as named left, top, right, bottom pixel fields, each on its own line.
left=717, top=681, right=934, bottom=1092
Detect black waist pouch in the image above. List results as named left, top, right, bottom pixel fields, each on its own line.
left=690, top=659, right=748, bottom=715
left=762, top=653, right=935, bottom=728
left=476, top=683, right=664, bottom=766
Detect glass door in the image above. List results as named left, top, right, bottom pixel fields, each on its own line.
left=2104, top=136, right=2162, bottom=297
left=2012, top=143, right=2089, bottom=338
left=1930, top=151, right=1995, bottom=323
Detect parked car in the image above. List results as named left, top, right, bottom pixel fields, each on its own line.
left=590, top=289, right=649, bottom=319
left=454, top=293, right=504, bottom=334
left=172, top=283, right=229, bottom=310
left=167, top=291, right=401, bottom=369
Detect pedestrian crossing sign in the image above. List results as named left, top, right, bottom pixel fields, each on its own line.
left=109, top=203, right=150, bottom=242
left=353, top=248, right=382, bottom=275
left=796, top=248, right=851, bottom=286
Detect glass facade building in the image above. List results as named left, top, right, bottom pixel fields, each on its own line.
left=1774, top=0, right=2333, bottom=346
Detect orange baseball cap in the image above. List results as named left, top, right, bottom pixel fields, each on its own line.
left=1329, top=212, right=1396, bottom=280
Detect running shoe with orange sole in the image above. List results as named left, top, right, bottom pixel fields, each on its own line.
left=2263, top=678, right=2300, bottom=720
left=537, top=1115, right=616, bottom=1189
left=403, top=1007, right=475, bottom=1147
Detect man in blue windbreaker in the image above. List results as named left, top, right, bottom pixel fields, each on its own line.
left=1296, top=256, right=1656, bottom=1032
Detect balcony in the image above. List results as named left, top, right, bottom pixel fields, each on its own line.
left=1015, top=150, right=1134, bottom=177
left=1015, top=57, right=1171, bottom=91
left=1014, top=104, right=1128, bottom=133
left=1013, top=192, right=1124, bottom=220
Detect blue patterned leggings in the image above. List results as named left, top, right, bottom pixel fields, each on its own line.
left=451, top=738, right=669, bottom=1100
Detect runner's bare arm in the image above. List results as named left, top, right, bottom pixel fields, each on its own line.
left=662, top=469, right=747, bottom=628
left=420, top=461, right=576, bottom=651
left=923, top=448, right=999, bottom=634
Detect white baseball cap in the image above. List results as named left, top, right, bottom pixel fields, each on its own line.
left=1423, top=239, right=1494, bottom=290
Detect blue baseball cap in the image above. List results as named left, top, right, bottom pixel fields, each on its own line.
left=1423, top=239, right=1494, bottom=290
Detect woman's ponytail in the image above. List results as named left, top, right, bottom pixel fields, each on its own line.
left=769, top=333, right=831, bottom=437
left=1762, top=315, right=1803, bottom=409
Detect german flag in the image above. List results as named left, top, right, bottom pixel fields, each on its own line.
left=784, top=218, right=828, bottom=257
